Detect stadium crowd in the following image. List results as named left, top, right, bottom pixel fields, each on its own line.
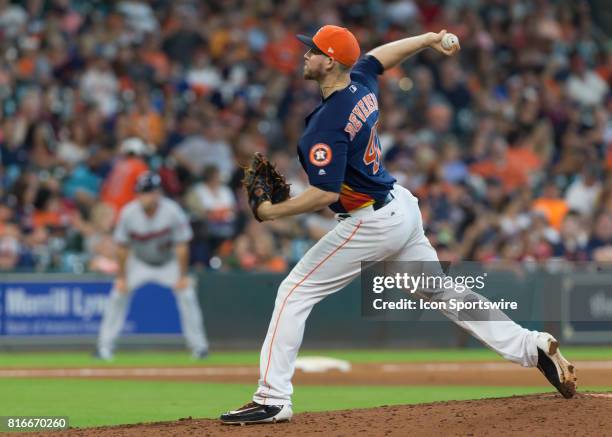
left=0, top=0, right=611, bottom=273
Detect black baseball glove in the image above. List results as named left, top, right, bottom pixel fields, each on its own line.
left=242, top=153, right=291, bottom=221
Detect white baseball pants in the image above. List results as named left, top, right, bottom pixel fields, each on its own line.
left=253, top=184, right=539, bottom=406
left=97, top=256, right=209, bottom=356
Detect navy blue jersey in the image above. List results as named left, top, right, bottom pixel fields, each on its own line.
left=297, top=55, right=396, bottom=213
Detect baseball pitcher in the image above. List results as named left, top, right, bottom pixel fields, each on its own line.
left=221, top=26, right=576, bottom=424
left=96, top=172, right=209, bottom=360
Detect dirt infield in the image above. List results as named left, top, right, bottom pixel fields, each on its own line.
left=40, top=393, right=612, bottom=436
left=4, top=360, right=612, bottom=386
left=9, top=362, right=612, bottom=435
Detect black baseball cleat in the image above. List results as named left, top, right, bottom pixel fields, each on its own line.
left=92, top=349, right=113, bottom=361
left=220, top=401, right=293, bottom=425
left=536, top=333, right=577, bottom=399
left=192, top=349, right=209, bottom=360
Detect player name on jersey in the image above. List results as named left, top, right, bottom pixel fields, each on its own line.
left=344, top=92, right=379, bottom=140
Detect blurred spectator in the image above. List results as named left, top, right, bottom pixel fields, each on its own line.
left=72, top=202, right=117, bottom=274
left=62, top=158, right=104, bottom=209
left=588, top=212, right=612, bottom=261
left=470, top=136, right=528, bottom=193
left=439, top=139, right=468, bottom=183
left=31, top=183, right=71, bottom=229
left=57, top=120, right=89, bottom=167
left=172, top=120, right=234, bottom=182
left=565, top=164, right=602, bottom=217
left=100, top=137, right=149, bottom=215
left=566, top=52, right=609, bottom=107
left=0, top=220, right=20, bottom=271
left=0, top=0, right=27, bottom=39
left=532, top=181, right=569, bottom=230
left=123, top=92, right=165, bottom=146
left=79, top=58, right=119, bottom=118
left=185, top=165, right=237, bottom=266
left=162, top=7, right=205, bottom=66
left=232, top=221, right=287, bottom=273
left=552, top=211, right=589, bottom=261
left=117, top=0, right=158, bottom=35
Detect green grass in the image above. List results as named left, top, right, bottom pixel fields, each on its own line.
left=1, top=346, right=611, bottom=368
left=3, top=378, right=610, bottom=428
left=1, top=348, right=611, bottom=429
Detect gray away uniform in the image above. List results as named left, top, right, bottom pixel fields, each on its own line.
left=97, top=197, right=208, bottom=358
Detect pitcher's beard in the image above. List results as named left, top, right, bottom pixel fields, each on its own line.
left=303, top=65, right=320, bottom=80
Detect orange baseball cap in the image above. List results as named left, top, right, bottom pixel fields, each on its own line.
left=297, top=25, right=360, bottom=67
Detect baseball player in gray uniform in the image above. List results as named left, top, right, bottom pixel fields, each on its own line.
left=96, top=172, right=209, bottom=360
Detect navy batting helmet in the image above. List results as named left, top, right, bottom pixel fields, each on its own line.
left=135, top=172, right=162, bottom=193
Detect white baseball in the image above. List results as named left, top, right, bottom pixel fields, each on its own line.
left=441, top=33, right=459, bottom=50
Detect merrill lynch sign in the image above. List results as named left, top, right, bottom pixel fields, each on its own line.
left=0, top=279, right=181, bottom=336
left=5, top=287, right=105, bottom=320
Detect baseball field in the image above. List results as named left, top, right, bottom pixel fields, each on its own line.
left=2, top=347, right=612, bottom=435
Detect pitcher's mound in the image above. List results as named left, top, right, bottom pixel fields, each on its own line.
left=61, top=393, right=612, bottom=436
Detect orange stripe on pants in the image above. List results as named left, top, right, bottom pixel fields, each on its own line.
left=261, top=221, right=362, bottom=400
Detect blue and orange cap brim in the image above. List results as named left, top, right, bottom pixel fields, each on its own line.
left=296, top=34, right=318, bottom=50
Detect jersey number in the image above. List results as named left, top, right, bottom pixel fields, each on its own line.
left=363, top=122, right=382, bottom=174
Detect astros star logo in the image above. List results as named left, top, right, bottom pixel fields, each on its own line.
left=309, top=143, right=332, bottom=167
